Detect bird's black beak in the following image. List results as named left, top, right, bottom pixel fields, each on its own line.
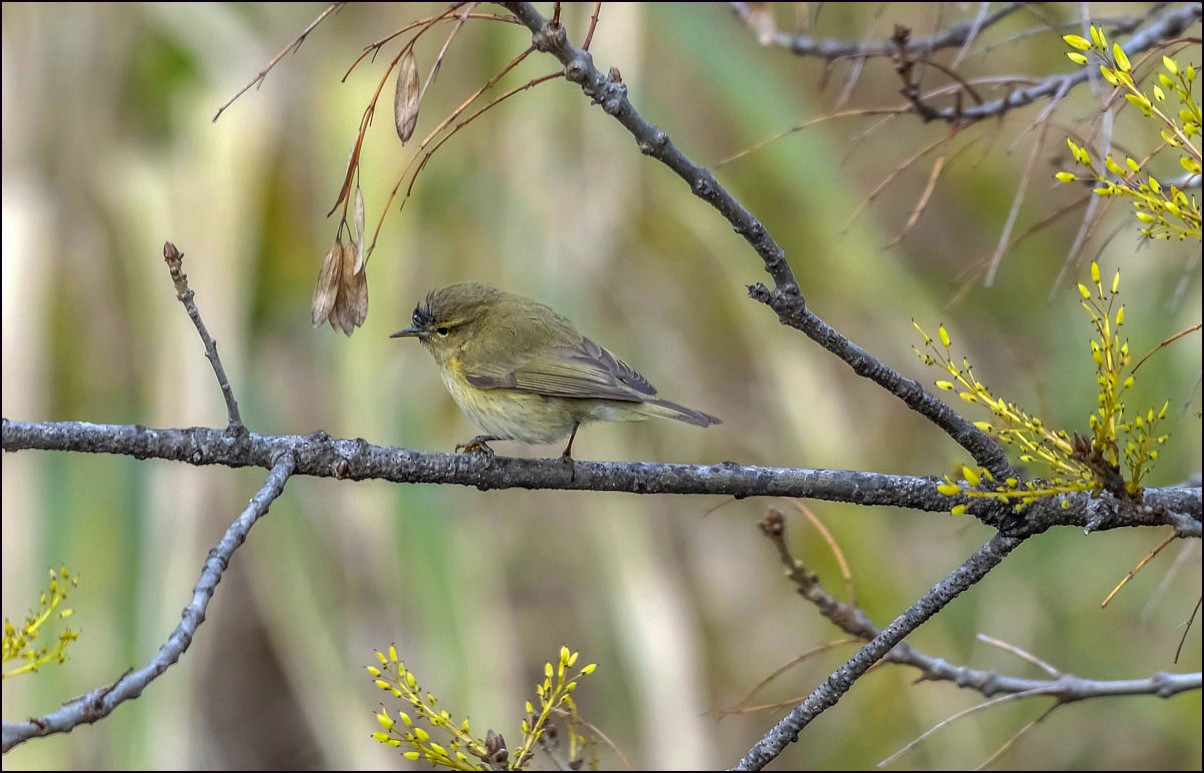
left=390, top=325, right=425, bottom=339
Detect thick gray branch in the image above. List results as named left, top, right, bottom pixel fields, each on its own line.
left=749, top=285, right=1017, bottom=485
left=3, top=419, right=1198, bottom=535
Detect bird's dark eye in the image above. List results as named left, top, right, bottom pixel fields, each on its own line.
left=436, top=327, right=450, bottom=337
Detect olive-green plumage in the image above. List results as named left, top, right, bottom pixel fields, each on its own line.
left=391, top=282, right=720, bottom=458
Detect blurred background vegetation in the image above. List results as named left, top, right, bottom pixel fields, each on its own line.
left=2, top=2, right=1200, bottom=769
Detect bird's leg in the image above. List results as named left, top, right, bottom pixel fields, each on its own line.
left=559, top=421, right=580, bottom=464
left=457, top=435, right=499, bottom=459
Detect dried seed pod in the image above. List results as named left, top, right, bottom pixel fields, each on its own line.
left=334, top=241, right=360, bottom=336
left=345, top=243, right=368, bottom=327
left=394, top=48, right=421, bottom=143
left=311, top=238, right=343, bottom=327
left=353, top=184, right=366, bottom=274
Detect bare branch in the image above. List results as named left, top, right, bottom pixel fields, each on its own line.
left=736, top=3, right=1201, bottom=125
left=978, top=634, right=1061, bottom=678
left=759, top=509, right=1200, bottom=713
left=1, top=454, right=296, bottom=752
left=974, top=701, right=1059, bottom=770
left=1101, top=531, right=1178, bottom=607
left=1178, top=596, right=1202, bottom=664
left=731, top=2, right=1028, bottom=59
left=582, top=0, right=602, bottom=51
left=984, top=115, right=1051, bottom=286
left=950, top=2, right=995, bottom=69
left=162, top=242, right=244, bottom=430
left=717, top=107, right=908, bottom=168
left=212, top=2, right=346, bottom=122
left=731, top=531, right=1025, bottom=770
left=731, top=498, right=1199, bottom=767
left=939, top=4, right=1202, bottom=124
left=842, top=129, right=951, bottom=235
left=499, top=1, right=1018, bottom=482
left=3, top=420, right=1198, bottom=536
left=879, top=689, right=1052, bottom=769
left=746, top=285, right=1018, bottom=482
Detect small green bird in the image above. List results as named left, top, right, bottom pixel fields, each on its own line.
left=391, top=282, right=721, bottom=460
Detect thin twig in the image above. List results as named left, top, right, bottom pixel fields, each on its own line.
left=162, top=242, right=243, bottom=430
left=839, top=113, right=899, bottom=166
left=328, top=5, right=477, bottom=220
left=758, top=507, right=1201, bottom=722
left=583, top=1, right=602, bottom=51
left=726, top=640, right=861, bottom=713
left=1100, top=531, right=1177, bottom=607
left=1176, top=597, right=1202, bottom=664
left=718, top=107, right=907, bottom=168
left=976, top=634, right=1061, bottom=678
left=366, top=65, right=553, bottom=252
left=950, top=2, right=993, bottom=69
left=833, top=10, right=881, bottom=111
left=549, top=706, right=633, bottom=770
left=973, top=701, right=1059, bottom=771
left=342, top=6, right=517, bottom=81
left=401, top=72, right=563, bottom=206
left=420, top=2, right=477, bottom=104
left=212, top=2, right=346, bottom=122
left=878, top=688, right=1051, bottom=768
left=1142, top=537, right=1199, bottom=625
left=1010, top=65, right=1074, bottom=150
left=1131, top=323, right=1203, bottom=374
left=883, top=153, right=945, bottom=249
left=784, top=500, right=855, bottom=603
left=1047, top=193, right=1114, bottom=301
left=843, top=132, right=949, bottom=234
left=972, top=14, right=1146, bottom=61
left=984, top=116, right=1051, bottom=286
left=946, top=193, right=1090, bottom=307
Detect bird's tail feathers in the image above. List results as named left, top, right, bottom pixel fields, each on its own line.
left=642, top=398, right=722, bottom=428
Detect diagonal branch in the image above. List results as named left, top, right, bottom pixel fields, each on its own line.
left=757, top=506, right=1201, bottom=710
left=1, top=453, right=296, bottom=752
left=498, top=1, right=1017, bottom=482
left=731, top=530, right=1025, bottom=770
left=212, top=2, right=347, bottom=122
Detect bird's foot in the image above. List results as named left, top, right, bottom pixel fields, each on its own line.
left=456, top=436, right=497, bottom=462
left=559, top=449, right=576, bottom=482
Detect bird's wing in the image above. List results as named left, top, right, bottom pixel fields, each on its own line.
left=463, top=337, right=658, bottom=401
